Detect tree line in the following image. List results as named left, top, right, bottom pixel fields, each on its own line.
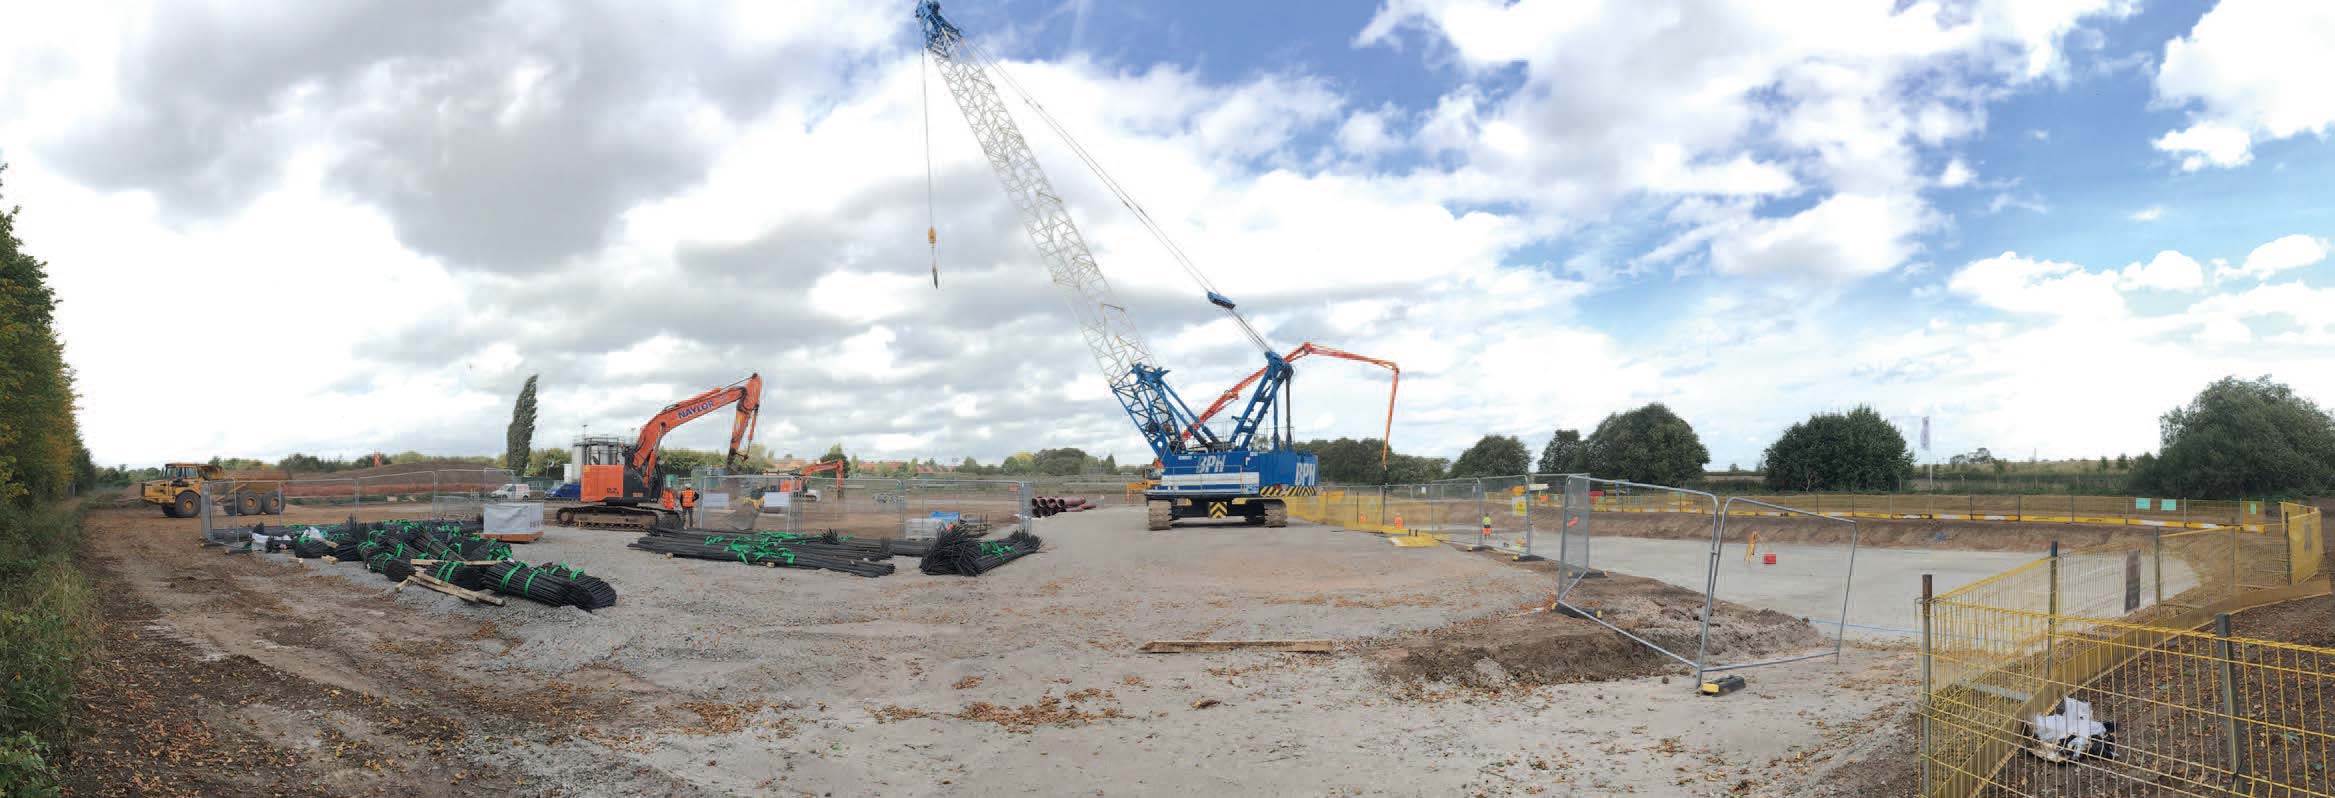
left=1, top=164, right=95, bottom=791
left=1410, top=377, right=2334, bottom=501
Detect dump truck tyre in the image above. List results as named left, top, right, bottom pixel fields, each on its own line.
left=263, top=493, right=284, bottom=514
left=160, top=502, right=181, bottom=518
left=1146, top=500, right=1172, bottom=531
left=236, top=492, right=261, bottom=516
left=173, top=492, right=200, bottom=519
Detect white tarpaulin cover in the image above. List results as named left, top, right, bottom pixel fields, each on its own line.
left=484, top=502, right=544, bottom=538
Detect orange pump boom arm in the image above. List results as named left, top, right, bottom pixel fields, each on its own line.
left=1191, top=343, right=1399, bottom=467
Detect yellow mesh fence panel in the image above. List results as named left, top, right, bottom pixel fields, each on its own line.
left=1921, top=502, right=2333, bottom=798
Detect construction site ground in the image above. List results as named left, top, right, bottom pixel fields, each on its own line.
left=67, top=504, right=1963, bottom=797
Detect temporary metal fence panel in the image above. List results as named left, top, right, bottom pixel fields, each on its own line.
left=354, top=472, right=431, bottom=518
left=426, top=468, right=515, bottom=521
left=697, top=474, right=808, bottom=533
left=196, top=479, right=232, bottom=545
left=911, top=478, right=1033, bottom=534
left=1557, top=475, right=1593, bottom=600
left=1553, top=477, right=1721, bottom=673
left=1919, top=503, right=2331, bottom=798
left=1477, top=474, right=1534, bottom=556
left=1697, top=497, right=1859, bottom=681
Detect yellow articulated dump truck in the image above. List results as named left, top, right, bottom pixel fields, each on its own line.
left=141, top=463, right=286, bottom=518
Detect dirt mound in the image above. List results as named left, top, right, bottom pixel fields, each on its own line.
left=1374, top=560, right=1823, bottom=691
left=1576, top=511, right=2162, bottom=553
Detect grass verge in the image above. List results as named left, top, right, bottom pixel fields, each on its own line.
left=0, top=503, right=93, bottom=798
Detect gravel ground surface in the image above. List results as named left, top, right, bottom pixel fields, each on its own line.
left=74, top=504, right=1924, bottom=796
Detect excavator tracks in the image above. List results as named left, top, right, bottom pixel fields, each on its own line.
left=554, top=505, right=676, bottom=532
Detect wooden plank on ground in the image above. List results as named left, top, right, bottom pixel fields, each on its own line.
left=1140, top=639, right=1334, bottom=654
left=407, top=572, right=507, bottom=606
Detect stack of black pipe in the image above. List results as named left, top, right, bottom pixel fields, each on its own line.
left=920, top=527, right=1043, bottom=576
left=885, top=537, right=936, bottom=558
left=1028, top=497, right=1093, bottom=518
left=628, top=529, right=895, bottom=577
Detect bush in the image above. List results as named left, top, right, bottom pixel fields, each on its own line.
left=1760, top=407, right=1914, bottom=492
left=0, top=731, right=59, bottom=798
left=1583, top=404, right=1710, bottom=486
left=0, top=505, right=88, bottom=798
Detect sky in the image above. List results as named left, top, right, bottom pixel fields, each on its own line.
left=2, top=0, right=2331, bottom=472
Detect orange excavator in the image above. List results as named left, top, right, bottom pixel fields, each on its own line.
left=555, top=374, right=763, bottom=531
left=1191, top=342, right=1399, bottom=469
left=769, top=458, right=847, bottom=502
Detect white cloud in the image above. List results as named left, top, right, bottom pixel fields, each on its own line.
left=1938, top=158, right=1976, bottom=188
left=2153, top=1, right=2335, bottom=170
left=2220, top=234, right=2331, bottom=281
left=2128, top=205, right=2163, bottom=222
left=1335, top=106, right=1401, bottom=156
left=1704, top=193, right=1929, bottom=278
left=1356, top=0, right=2132, bottom=277
left=1949, top=252, right=2126, bottom=318
left=1985, top=192, right=2049, bottom=215
left=2153, top=122, right=2252, bottom=171
left=2115, top=250, right=2203, bottom=291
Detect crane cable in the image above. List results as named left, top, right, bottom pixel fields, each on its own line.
left=923, top=49, right=939, bottom=289
left=957, top=38, right=1270, bottom=354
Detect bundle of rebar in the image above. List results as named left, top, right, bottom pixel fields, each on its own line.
left=420, top=559, right=488, bottom=591
left=367, top=552, right=416, bottom=583
left=919, top=528, right=1043, bottom=576
left=534, top=563, right=619, bottom=610
left=628, top=529, right=895, bottom=577
left=278, top=516, right=614, bottom=611
left=477, top=561, right=587, bottom=607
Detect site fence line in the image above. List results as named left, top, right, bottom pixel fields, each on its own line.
left=695, top=475, right=1035, bottom=537
left=1601, top=491, right=2273, bottom=531
left=191, top=470, right=547, bottom=545
left=1918, top=502, right=2331, bottom=798
left=1286, top=473, right=1586, bottom=561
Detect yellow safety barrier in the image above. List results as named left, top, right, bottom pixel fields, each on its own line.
left=1919, top=503, right=2330, bottom=797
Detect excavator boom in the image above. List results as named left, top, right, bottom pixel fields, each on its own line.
left=628, top=374, right=765, bottom=475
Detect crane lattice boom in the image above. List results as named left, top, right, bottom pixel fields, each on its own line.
left=919, top=2, right=1225, bottom=458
